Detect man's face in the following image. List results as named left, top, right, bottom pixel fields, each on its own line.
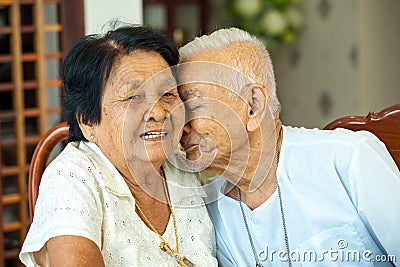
left=178, top=61, right=252, bottom=174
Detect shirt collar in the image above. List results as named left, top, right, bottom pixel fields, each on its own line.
left=78, top=141, right=132, bottom=197
left=77, top=142, right=206, bottom=203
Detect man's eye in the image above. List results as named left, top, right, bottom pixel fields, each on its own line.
left=163, top=92, right=175, bottom=97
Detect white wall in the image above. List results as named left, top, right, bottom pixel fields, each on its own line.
left=273, top=0, right=400, bottom=128
left=273, top=0, right=359, bottom=128
left=358, top=0, right=400, bottom=114
left=84, top=0, right=143, bottom=34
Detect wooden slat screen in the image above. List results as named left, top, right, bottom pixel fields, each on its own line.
left=0, top=0, right=84, bottom=265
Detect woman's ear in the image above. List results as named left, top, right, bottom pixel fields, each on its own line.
left=246, top=83, right=268, bottom=132
left=77, top=115, right=95, bottom=141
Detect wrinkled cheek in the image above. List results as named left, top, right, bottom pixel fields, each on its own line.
left=191, top=118, right=211, bottom=135
left=175, top=120, right=186, bottom=144
left=209, top=125, right=232, bottom=159
left=171, top=105, right=185, bottom=132
left=123, top=136, right=138, bottom=160
left=122, top=124, right=141, bottom=161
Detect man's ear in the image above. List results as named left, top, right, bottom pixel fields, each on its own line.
left=77, top=115, right=95, bottom=141
left=246, top=83, right=268, bottom=132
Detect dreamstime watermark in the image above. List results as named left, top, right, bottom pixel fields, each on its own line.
left=257, top=239, right=396, bottom=264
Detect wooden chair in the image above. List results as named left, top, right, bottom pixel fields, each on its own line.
left=0, top=125, right=4, bottom=267
left=323, top=104, right=400, bottom=169
left=28, top=121, right=69, bottom=221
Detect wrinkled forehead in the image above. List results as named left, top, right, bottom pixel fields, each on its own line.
left=177, top=61, right=253, bottom=96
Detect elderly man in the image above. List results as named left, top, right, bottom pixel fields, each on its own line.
left=178, top=28, right=400, bottom=266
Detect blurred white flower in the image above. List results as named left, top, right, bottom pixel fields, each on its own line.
left=227, top=0, right=304, bottom=49
left=262, top=9, right=287, bottom=35
left=286, top=7, right=303, bottom=29
left=234, top=0, right=262, bottom=17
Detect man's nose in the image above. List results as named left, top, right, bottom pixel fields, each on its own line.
left=182, top=123, right=191, bottom=135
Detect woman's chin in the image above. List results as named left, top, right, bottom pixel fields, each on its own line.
left=142, top=151, right=167, bottom=165
left=143, top=145, right=173, bottom=165
left=123, top=138, right=179, bottom=168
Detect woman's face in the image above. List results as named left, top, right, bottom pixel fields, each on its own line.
left=92, top=50, right=184, bottom=176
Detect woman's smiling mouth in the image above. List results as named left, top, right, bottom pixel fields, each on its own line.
left=140, top=130, right=167, bottom=140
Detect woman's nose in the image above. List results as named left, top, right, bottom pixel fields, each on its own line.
left=144, top=101, right=167, bottom=122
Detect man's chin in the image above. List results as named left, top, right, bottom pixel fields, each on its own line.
left=183, top=149, right=218, bottom=172
left=186, top=150, right=201, bottom=161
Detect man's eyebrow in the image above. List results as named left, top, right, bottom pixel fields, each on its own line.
left=182, top=88, right=200, bottom=98
left=162, top=77, right=177, bottom=87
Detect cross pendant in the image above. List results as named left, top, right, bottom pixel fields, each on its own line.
left=159, top=242, right=196, bottom=267
left=177, top=256, right=196, bottom=267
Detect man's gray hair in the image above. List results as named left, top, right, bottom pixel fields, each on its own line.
left=179, top=27, right=281, bottom=114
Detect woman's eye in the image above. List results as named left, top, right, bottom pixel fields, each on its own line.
left=130, top=95, right=140, bottom=100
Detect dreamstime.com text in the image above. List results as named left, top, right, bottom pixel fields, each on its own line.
left=257, top=239, right=396, bottom=264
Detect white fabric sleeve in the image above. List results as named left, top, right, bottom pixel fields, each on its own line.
left=19, top=156, right=104, bottom=266
left=349, top=132, right=400, bottom=263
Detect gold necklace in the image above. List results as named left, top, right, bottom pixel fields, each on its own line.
left=135, top=167, right=196, bottom=267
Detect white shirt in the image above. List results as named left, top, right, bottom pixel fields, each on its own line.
left=20, top=141, right=217, bottom=266
left=206, top=126, right=400, bottom=267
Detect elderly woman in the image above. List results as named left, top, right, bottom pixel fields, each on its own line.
left=19, top=25, right=217, bottom=266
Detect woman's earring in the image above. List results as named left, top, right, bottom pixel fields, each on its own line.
left=90, top=135, right=94, bottom=141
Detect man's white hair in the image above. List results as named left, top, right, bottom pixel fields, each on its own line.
left=179, top=27, right=281, bottom=114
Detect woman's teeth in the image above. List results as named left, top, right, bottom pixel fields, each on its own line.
left=140, top=131, right=167, bottom=140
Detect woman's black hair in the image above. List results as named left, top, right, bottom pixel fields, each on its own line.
left=61, top=24, right=179, bottom=141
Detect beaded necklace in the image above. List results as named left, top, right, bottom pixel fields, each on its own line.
left=237, top=129, right=292, bottom=266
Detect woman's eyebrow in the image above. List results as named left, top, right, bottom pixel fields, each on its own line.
left=117, top=80, right=143, bottom=90
left=116, top=76, right=177, bottom=95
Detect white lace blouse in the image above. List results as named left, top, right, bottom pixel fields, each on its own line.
left=20, top=141, right=217, bottom=266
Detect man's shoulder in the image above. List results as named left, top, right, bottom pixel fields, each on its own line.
left=280, top=126, right=383, bottom=182
left=283, top=125, right=379, bottom=148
